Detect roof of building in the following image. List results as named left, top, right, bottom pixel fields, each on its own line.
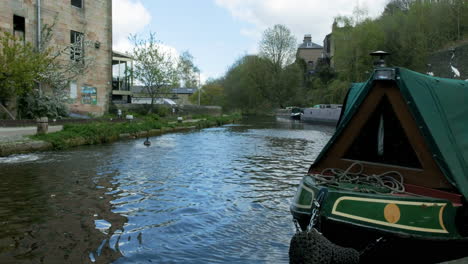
left=132, top=86, right=196, bottom=94
left=315, top=67, right=468, bottom=197
left=298, top=42, right=323, bottom=49
left=171, top=88, right=197, bottom=94
left=112, top=50, right=133, bottom=59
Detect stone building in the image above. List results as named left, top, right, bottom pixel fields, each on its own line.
left=296, top=34, right=324, bottom=71
left=323, top=33, right=334, bottom=68
left=0, top=0, right=112, bottom=116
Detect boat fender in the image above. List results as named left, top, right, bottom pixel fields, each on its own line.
left=290, top=187, right=358, bottom=263
left=289, top=229, right=359, bottom=264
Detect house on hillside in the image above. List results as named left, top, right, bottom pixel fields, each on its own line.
left=0, top=0, right=113, bottom=116
left=296, top=34, right=324, bottom=72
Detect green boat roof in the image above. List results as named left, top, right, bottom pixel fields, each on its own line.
left=316, top=67, right=468, bottom=198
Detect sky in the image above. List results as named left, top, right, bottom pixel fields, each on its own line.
left=113, top=0, right=389, bottom=83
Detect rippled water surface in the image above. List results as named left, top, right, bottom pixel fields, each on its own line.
left=0, top=116, right=334, bottom=263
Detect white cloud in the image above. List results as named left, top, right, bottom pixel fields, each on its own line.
left=112, top=0, right=152, bottom=53
left=112, top=0, right=180, bottom=63
left=215, top=0, right=388, bottom=50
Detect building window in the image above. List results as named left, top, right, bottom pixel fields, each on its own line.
left=112, top=60, right=131, bottom=91
left=70, top=81, right=78, bottom=100
left=71, top=0, right=83, bottom=8
left=70, top=30, right=84, bottom=62
left=13, top=15, right=25, bottom=41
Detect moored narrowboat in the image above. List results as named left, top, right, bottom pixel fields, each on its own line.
left=290, top=107, right=304, bottom=120
left=290, top=51, right=468, bottom=263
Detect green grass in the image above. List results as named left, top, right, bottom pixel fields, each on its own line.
left=32, top=114, right=241, bottom=150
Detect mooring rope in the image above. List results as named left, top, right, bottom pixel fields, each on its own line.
left=310, top=162, right=406, bottom=194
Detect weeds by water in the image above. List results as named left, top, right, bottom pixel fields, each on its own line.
left=32, top=114, right=241, bottom=150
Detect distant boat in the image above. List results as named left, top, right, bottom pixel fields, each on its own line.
left=290, top=107, right=303, bottom=120
left=301, top=104, right=342, bottom=124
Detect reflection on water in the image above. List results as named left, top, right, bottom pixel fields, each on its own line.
left=0, top=116, right=333, bottom=263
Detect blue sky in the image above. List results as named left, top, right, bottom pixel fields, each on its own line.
left=136, top=0, right=253, bottom=81
left=113, top=0, right=388, bottom=82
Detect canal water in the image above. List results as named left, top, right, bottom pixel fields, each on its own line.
left=0, top=116, right=334, bottom=263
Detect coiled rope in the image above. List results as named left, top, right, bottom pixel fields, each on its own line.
left=310, top=162, right=406, bottom=194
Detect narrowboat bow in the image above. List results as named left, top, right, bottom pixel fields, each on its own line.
left=290, top=52, right=468, bottom=263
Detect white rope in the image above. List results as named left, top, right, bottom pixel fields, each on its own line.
left=311, top=162, right=406, bottom=194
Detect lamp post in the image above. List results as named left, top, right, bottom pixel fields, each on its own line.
left=198, top=71, right=200, bottom=106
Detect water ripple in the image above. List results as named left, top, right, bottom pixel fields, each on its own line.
left=104, top=117, right=333, bottom=263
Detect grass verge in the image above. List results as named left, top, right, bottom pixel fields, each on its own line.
left=31, top=114, right=241, bottom=150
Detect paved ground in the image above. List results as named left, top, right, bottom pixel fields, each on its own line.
left=0, top=125, right=63, bottom=138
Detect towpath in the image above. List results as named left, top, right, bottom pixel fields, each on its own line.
left=0, top=125, right=63, bottom=137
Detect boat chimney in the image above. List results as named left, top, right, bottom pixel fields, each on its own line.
left=370, top=50, right=390, bottom=68
left=426, top=64, right=434, bottom=76
left=370, top=51, right=395, bottom=81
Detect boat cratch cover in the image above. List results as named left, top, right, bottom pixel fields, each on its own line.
left=315, top=67, right=468, bottom=198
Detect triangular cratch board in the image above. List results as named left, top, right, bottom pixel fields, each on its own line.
left=309, top=81, right=454, bottom=191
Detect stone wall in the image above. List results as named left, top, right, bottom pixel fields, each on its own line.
left=0, top=0, right=112, bottom=116
left=428, top=43, right=468, bottom=80
left=112, top=104, right=222, bottom=117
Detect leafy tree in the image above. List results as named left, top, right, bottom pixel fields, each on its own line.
left=383, top=0, right=412, bottom=16
left=0, top=31, right=49, bottom=119
left=130, top=33, right=179, bottom=113
left=178, top=51, right=199, bottom=88
left=189, top=79, right=224, bottom=106
left=222, top=55, right=273, bottom=113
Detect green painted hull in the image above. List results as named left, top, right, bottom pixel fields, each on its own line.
left=291, top=175, right=463, bottom=240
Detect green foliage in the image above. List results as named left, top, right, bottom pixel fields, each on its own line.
left=0, top=31, right=49, bottom=102
left=18, top=91, right=68, bottom=119
left=195, top=114, right=242, bottom=129
left=222, top=55, right=274, bottom=113
left=178, top=50, right=199, bottom=88
left=32, top=114, right=241, bottom=149
left=0, top=22, right=95, bottom=119
left=197, top=25, right=304, bottom=113
left=33, top=120, right=164, bottom=149
left=333, top=0, right=468, bottom=80
left=301, top=0, right=468, bottom=106
left=189, top=79, right=225, bottom=106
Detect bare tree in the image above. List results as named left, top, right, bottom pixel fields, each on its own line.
left=39, top=23, right=95, bottom=99
left=130, top=33, right=179, bottom=113
left=19, top=22, right=95, bottom=119
left=259, top=24, right=297, bottom=71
